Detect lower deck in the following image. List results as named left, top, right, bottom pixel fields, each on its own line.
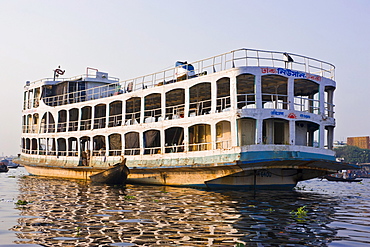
left=17, top=144, right=356, bottom=189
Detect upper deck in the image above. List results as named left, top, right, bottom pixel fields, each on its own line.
left=23, top=48, right=335, bottom=108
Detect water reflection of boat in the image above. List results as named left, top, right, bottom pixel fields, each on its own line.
left=16, top=49, right=358, bottom=189
left=11, top=175, right=339, bottom=246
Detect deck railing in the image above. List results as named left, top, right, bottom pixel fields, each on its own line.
left=38, top=48, right=335, bottom=107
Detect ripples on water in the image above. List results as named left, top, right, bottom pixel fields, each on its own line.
left=1, top=168, right=370, bottom=246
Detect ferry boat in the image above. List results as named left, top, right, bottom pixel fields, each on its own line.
left=17, top=48, right=357, bottom=189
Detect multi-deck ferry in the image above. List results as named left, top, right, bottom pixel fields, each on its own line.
left=17, top=48, right=356, bottom=189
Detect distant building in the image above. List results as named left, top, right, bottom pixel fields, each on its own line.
left=347, top=136, right=370, bottom=149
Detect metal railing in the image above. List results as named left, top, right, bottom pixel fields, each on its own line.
left=262, top=93, right=289, bottom=109
left=108, top=115, right=123, bottom=127
left=189, top=99, right=212, bottom=117
left=188, top=142, right=212, bottom=151
left=237, top=94, right=256, bottom=109
left=216, top=96, right=231, bottom=112
left=294, top=96, right=320, bottom=114
left=216, top=140, right=232, bottom=149
left=37, top=49, right=335, bottom=107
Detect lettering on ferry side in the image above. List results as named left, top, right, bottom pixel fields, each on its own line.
left=261, top=67, right=322, bottom=82
left=306, top=73, right=322, bottom=81
left=258, top=170, right=272, bottom=177
left=261, top=68, right=277, bottom=74
left=300, top=114, right=311, bottom=119
left=271, top=110, right=284, bottom=116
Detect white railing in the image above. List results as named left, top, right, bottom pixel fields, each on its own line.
left=325, top=102, right=335, bottom=117
left=165, top=144, right=185, bottom=153
left=262, top=93, right=289, bottom=109
left=108, top=115, right=123, bottom=127
left=237, top=94, right=256, bottom=109
left=216, top=96, right=231, bottom=112
left=189, top=99, right=212, bottom=117
left=188, top=142, right=212, bottom=151
left=294, top=96, right=320, bottom=114
left=93, top=117, right=106, bottom=129
left=216, top=140, right=232, bottom=149
left=68, top=121, right=79, bottom=131
left=165, top=104, right=185, bottom=120
left=38, top=48, right=335, bottom=107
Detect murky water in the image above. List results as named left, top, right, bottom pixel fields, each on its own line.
left=1, top=167, right=370, bottom=246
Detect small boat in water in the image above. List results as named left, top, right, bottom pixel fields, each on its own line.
left=16, top=158, right=129, bottom=185
left=324, top=174, right=362, bottom=182
left=90, top=158, right=129, bottom=184
left=1, top=159, right=19, bottom=169
left=0, top=162, right=9, bottom=173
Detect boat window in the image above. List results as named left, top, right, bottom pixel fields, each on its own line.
left=57, top=110, right=67, bottom=132
left=108, top=101, right=122, bottom=127
left=22, top=116, right=26, bottom=133
left=47, top=112, right=55, bottom=133
left=26, top=115, right=32, bottom=133
left=109, top=134, right=122, bottom=156
left=144, top=94, right=161, bottom=123
left=294, top=79, right=319, bottom=114
left=94, top=104, right=106, bottom=129
left=48, top=138, right=56, bottom=156
left=68, top=108, right=79, bottom=131
left=124, top=132, right=140, bottom=155
left=188, top=124, right=211, bottom=151
left=92, top=135, right=106, bottom=156
left=189, top=83, right=211, bottom=117
left=80, top=106, right=92, bottom=131
left=125, top=97, right=141, bottom=125
left=216, top=121, right=232, bottom=149
left=33, top=88, right=40, bottom=108
left=262, top=75, right=288, bottom=110
left=216, top=78, right=231, bottom=112
left=32, top=113, right=39, bottom=134
left=144, top=130, right=161, bottom=155
left=57, top=138, right=67, bottom=156
left=166, top=89, right=185, bottom=120
left=237, top=74, right=255, bottom=109
left=68, top=137, right=78, bottom=156
left=31, top=138, right=37, bottom=155
left=25, top=138, right=30, bottom=154
left=165, top=127, right=184, bottom=153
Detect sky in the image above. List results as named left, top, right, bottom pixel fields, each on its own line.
left=0, top=0, right=369, bottom=156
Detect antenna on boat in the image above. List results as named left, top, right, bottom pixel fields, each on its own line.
left=53, top=66, right=65, bottom=80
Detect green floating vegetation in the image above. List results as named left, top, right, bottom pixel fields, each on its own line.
left=15, top=200, right=33, bottom=205
left=124, top=195, right=135, bottom=200
left=290, top=206, right=308, bottom=219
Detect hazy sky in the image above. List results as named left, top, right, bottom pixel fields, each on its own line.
left=1, top=0, right=369, bottom=155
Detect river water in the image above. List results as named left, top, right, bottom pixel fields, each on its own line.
left=1, top=167, right=370, bottom=247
